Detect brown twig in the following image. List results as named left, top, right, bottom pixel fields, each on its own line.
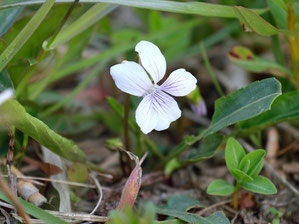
left=276, top=141, right=298, bottom=157
left=0, top=173, right=32, bottom=224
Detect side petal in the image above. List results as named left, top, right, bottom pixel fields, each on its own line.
left=160, top=68, right=197, bottom=97
left=135, top=94, right=158, bottom=134
left=152, top=90, right=181, bottom=131
left=135, top=40, right=166, bottom=84
left=110, top=61, right=153, bottom=96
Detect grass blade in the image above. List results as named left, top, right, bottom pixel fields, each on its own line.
left=0, top=0, right=55, bottom=72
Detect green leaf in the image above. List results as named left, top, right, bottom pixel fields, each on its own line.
left=233, top=6, right=285, bottom=36
left=207, top=179, right=235, bottom=196
left=228, top=46, right=293, bottom=78
left=204, top=78, right=281, bottom=136
left=239, top=92, right=299, bottom=130
left=206, top=211, right=231, bottom=224
left=0, top=100, right=86, bottom=162
left=157, top=208, right=214, bottom=224
left=0, top=0, right=268, bottom=18
left=0, top=0, right=55, bottom=72
left=240, top=176, right=277, bottom=194
left=240, top=159, right=250, bottom=173
left=48, top=3, right=117, bottom=49
left=67, top=163, right=89, bottom=183
left=183, top=133, right=223, bottom=164
left=267, top=0, right=287, bottom=29
left=0, top=69, right=14, bottom=91
left=233, top=169, right=254, bottom=183
left=239, top=150, right=265, bottom=177
left=0, top=189, right=68, bottom=224
left=166, top=195, right=205, bottom=212
left=0, top=0, right=24, bottom=37
left=225, top=137, right=246, bottom=178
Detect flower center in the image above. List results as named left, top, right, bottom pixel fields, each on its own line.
left=144, top=84, right=160, bottom=96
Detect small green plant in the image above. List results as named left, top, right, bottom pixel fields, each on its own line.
left=108, top=203, right=156, bottom=224
left=207, top=137, right=277, bottom=210
left=269, top=207, right=284, bottom=224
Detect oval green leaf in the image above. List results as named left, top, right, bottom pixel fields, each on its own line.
left=207, top=179, right=235, bottom=196
left=234, top=169, right=254, bottom=183
left=239, top=92, right=299, bottom=130
left=0, top=100, right=86, bottom=162
left=204, top=78, right=281, bottom=136
left=239, top=150, right=265, bottom=177
left=233, top=6, right=286, bottom=36
left=240, top=176, right=277, bottom=194
left=225, top=137, right=246, bottom=177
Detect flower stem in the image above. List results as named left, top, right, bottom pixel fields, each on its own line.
left=287, top=2, right=299, bottom=87
left=233, top=184, right=240, bottom=210
left=121, top=93, right=132, bottom=176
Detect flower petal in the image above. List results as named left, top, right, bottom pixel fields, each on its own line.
left=160, top=68, right=197, bottom=96
left=135, top=40, right=166, bottom=84
left=135, top=90, right=181, bottom=134
left=110, top=61, right=153, bottom=96
left=135, top=94, right=158, bottom=134
left=0, top=89, right=14, bottom=105
left=152, top=90, right=181, bottom=131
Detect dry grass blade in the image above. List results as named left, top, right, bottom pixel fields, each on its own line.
left=89, top=173, right=103, bottom=215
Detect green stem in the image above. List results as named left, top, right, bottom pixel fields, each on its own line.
left=200, top=42, right=225, bottom=97
left=122, top=94, right=132, bottom=175
left=233, top=184, right=240, bottom=210
left=287, top=2, right=299, bottom=87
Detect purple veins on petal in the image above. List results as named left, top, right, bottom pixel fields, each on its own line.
left=161, top=68, right=197, bottom=97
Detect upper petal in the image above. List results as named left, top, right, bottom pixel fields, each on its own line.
left=160, top=68, right=197, bottom=97
left=0, top=89, right=14, bottom=105
left=110, top=61, right=153, bottom=96
left=135, top=94, right=158, bottom=134
left=135, top=40, right=166, bottom=84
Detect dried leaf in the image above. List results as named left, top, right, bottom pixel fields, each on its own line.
left=240, top=192, right=256, bottom=209
left=42, top=146, right=71, bottom=212
left=24, top=156, right=63, bottom=177
left=117, top=151, right=144, bottom=211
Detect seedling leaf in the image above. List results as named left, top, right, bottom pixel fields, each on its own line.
left=207, top=179, right=235, bottom=196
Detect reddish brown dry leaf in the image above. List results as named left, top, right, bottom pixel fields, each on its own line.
left=23, top=156, right=63, bottom=176
left=240, top=192, right=256, bottom=209
left=117, top=151, right=144, bottom=211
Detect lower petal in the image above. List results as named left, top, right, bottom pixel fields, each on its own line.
left=152, top=90, right=181, bottom=131
left=135, top=94, right=158, bottom=134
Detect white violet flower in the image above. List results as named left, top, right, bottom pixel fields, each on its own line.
left=110, top=40, right=197, bottom=134
left=0, top=89, right=14, bottom=105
